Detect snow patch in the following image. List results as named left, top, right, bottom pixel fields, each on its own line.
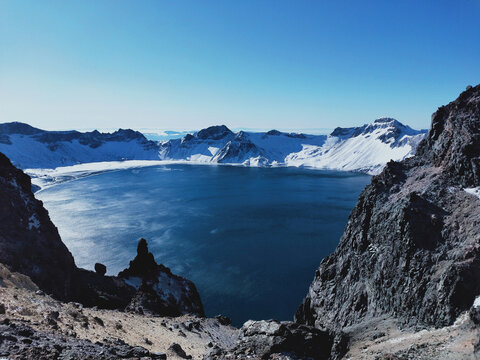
left=473, top=296, right=480, bottom=308
left=124, top=276, right=142, bottom=289
left=464, top=187, right=480, bottom=200
left=28, top=214, right=40, bottom=230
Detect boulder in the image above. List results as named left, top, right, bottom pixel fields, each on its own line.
left=204, top=320, right=344, bottom=360
left=94, top=263, right=107, bottom=276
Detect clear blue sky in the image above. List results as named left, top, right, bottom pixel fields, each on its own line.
left=0, top=1, right=479, bottom=132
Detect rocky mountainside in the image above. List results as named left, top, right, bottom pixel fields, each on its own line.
left=0, top=151, right=77, bottom=300
left=159, top=119, right=427, bottom=174
left=0, top=151, right=203, bottom=317
left=296, top=84, right=480, bottom=330
left=0, top=122, right=159, bottom=169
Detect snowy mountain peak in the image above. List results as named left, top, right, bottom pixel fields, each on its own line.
left=373, top=117, right=400, bottom=124
left=195, top=125, right=233, bottom=140
left=330, top=118, right=426, bottom=146
left=369, top=117, right=417, bottom=133
left=159, top=120, right=427, bottom=174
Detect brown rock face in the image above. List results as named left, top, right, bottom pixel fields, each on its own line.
left=296, top=85, right=480, bottom=330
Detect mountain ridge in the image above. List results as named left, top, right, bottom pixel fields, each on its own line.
left=159, top=118, right=427, bottom=174
left=0, top=119, right=427, bottom=175
left=0, top=122, right=159, bottom=169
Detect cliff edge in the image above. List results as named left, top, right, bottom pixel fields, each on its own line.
left=296, top=84, right=480, bottom=330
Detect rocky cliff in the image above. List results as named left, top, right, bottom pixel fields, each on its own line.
left=296, top=84, right=480, bottom=330
left=0, top=151, right=77, bottom=300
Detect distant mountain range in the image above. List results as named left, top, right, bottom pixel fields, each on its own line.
left=0, top=119, right=428, bottom=174
left=0, top=122, right=160, bottom=169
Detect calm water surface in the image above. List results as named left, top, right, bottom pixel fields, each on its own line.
left=37, top=164, right=370, bottom=326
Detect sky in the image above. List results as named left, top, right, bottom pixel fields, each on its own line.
left=0, top=1, right=479, bottom=132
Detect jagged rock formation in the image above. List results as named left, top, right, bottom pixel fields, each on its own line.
left=119, top=238, right=205, bottom=317
left=204, top=320, right=346, bottom=360
left=0, top=153, right=204, bottom=317
left=296, top=85, right=480, bottom=330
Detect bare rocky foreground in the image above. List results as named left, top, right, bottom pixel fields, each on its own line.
left=1, top=85, right=480, bottom=359
left=0, top=264, right=237, bottom=359
left=1, top=263, right=478, bottom=360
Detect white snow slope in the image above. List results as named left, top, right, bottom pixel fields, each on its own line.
left=0, top=122, right=159, bottom=169
left=158, top=119, right=427, bottom=175
left=0, top=119, right=428, bottom=176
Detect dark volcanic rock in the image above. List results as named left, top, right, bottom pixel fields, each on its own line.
left=0, top=152, right=132, bottom=308
left=74, top=268, right=135, bottom=309
left=204, top=320, right=342, bottom=360
left=94, top=262, right=107, bottom=276
left=119, top=238, right=205, bottom=317
left=215, top=315, right=232, bottom=326
left=0, top=321, right=164, bottom=359
left=196, top=125, right=233, bottom=140
left=169, top=342, right=192, bottom=359
left=0, top=152, right=77, bottom=300
left=296, top=84, right=480, bottom=330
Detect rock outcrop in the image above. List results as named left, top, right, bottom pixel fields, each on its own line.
left=296, top=84, right=480, bottom=330
left=119, top=238, right=205, bottom=317
left=204, top=320, right=346, bottom=360
left=196, top=125, right=234, bottom=140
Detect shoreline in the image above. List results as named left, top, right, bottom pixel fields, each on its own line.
left=26, top=159, right=374, bottom=192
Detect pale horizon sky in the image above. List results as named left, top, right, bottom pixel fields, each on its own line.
left=1, top=1, right=479, bottom=132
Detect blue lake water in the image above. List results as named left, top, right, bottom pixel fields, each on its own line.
left=36, top=164, right=370, bottom=326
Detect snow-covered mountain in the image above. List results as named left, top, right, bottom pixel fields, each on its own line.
left=0, top=119, right=427, bottom=175
left=159, top=119, right=427, bottom=174
left=0, top=122, right=159, bottom=169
